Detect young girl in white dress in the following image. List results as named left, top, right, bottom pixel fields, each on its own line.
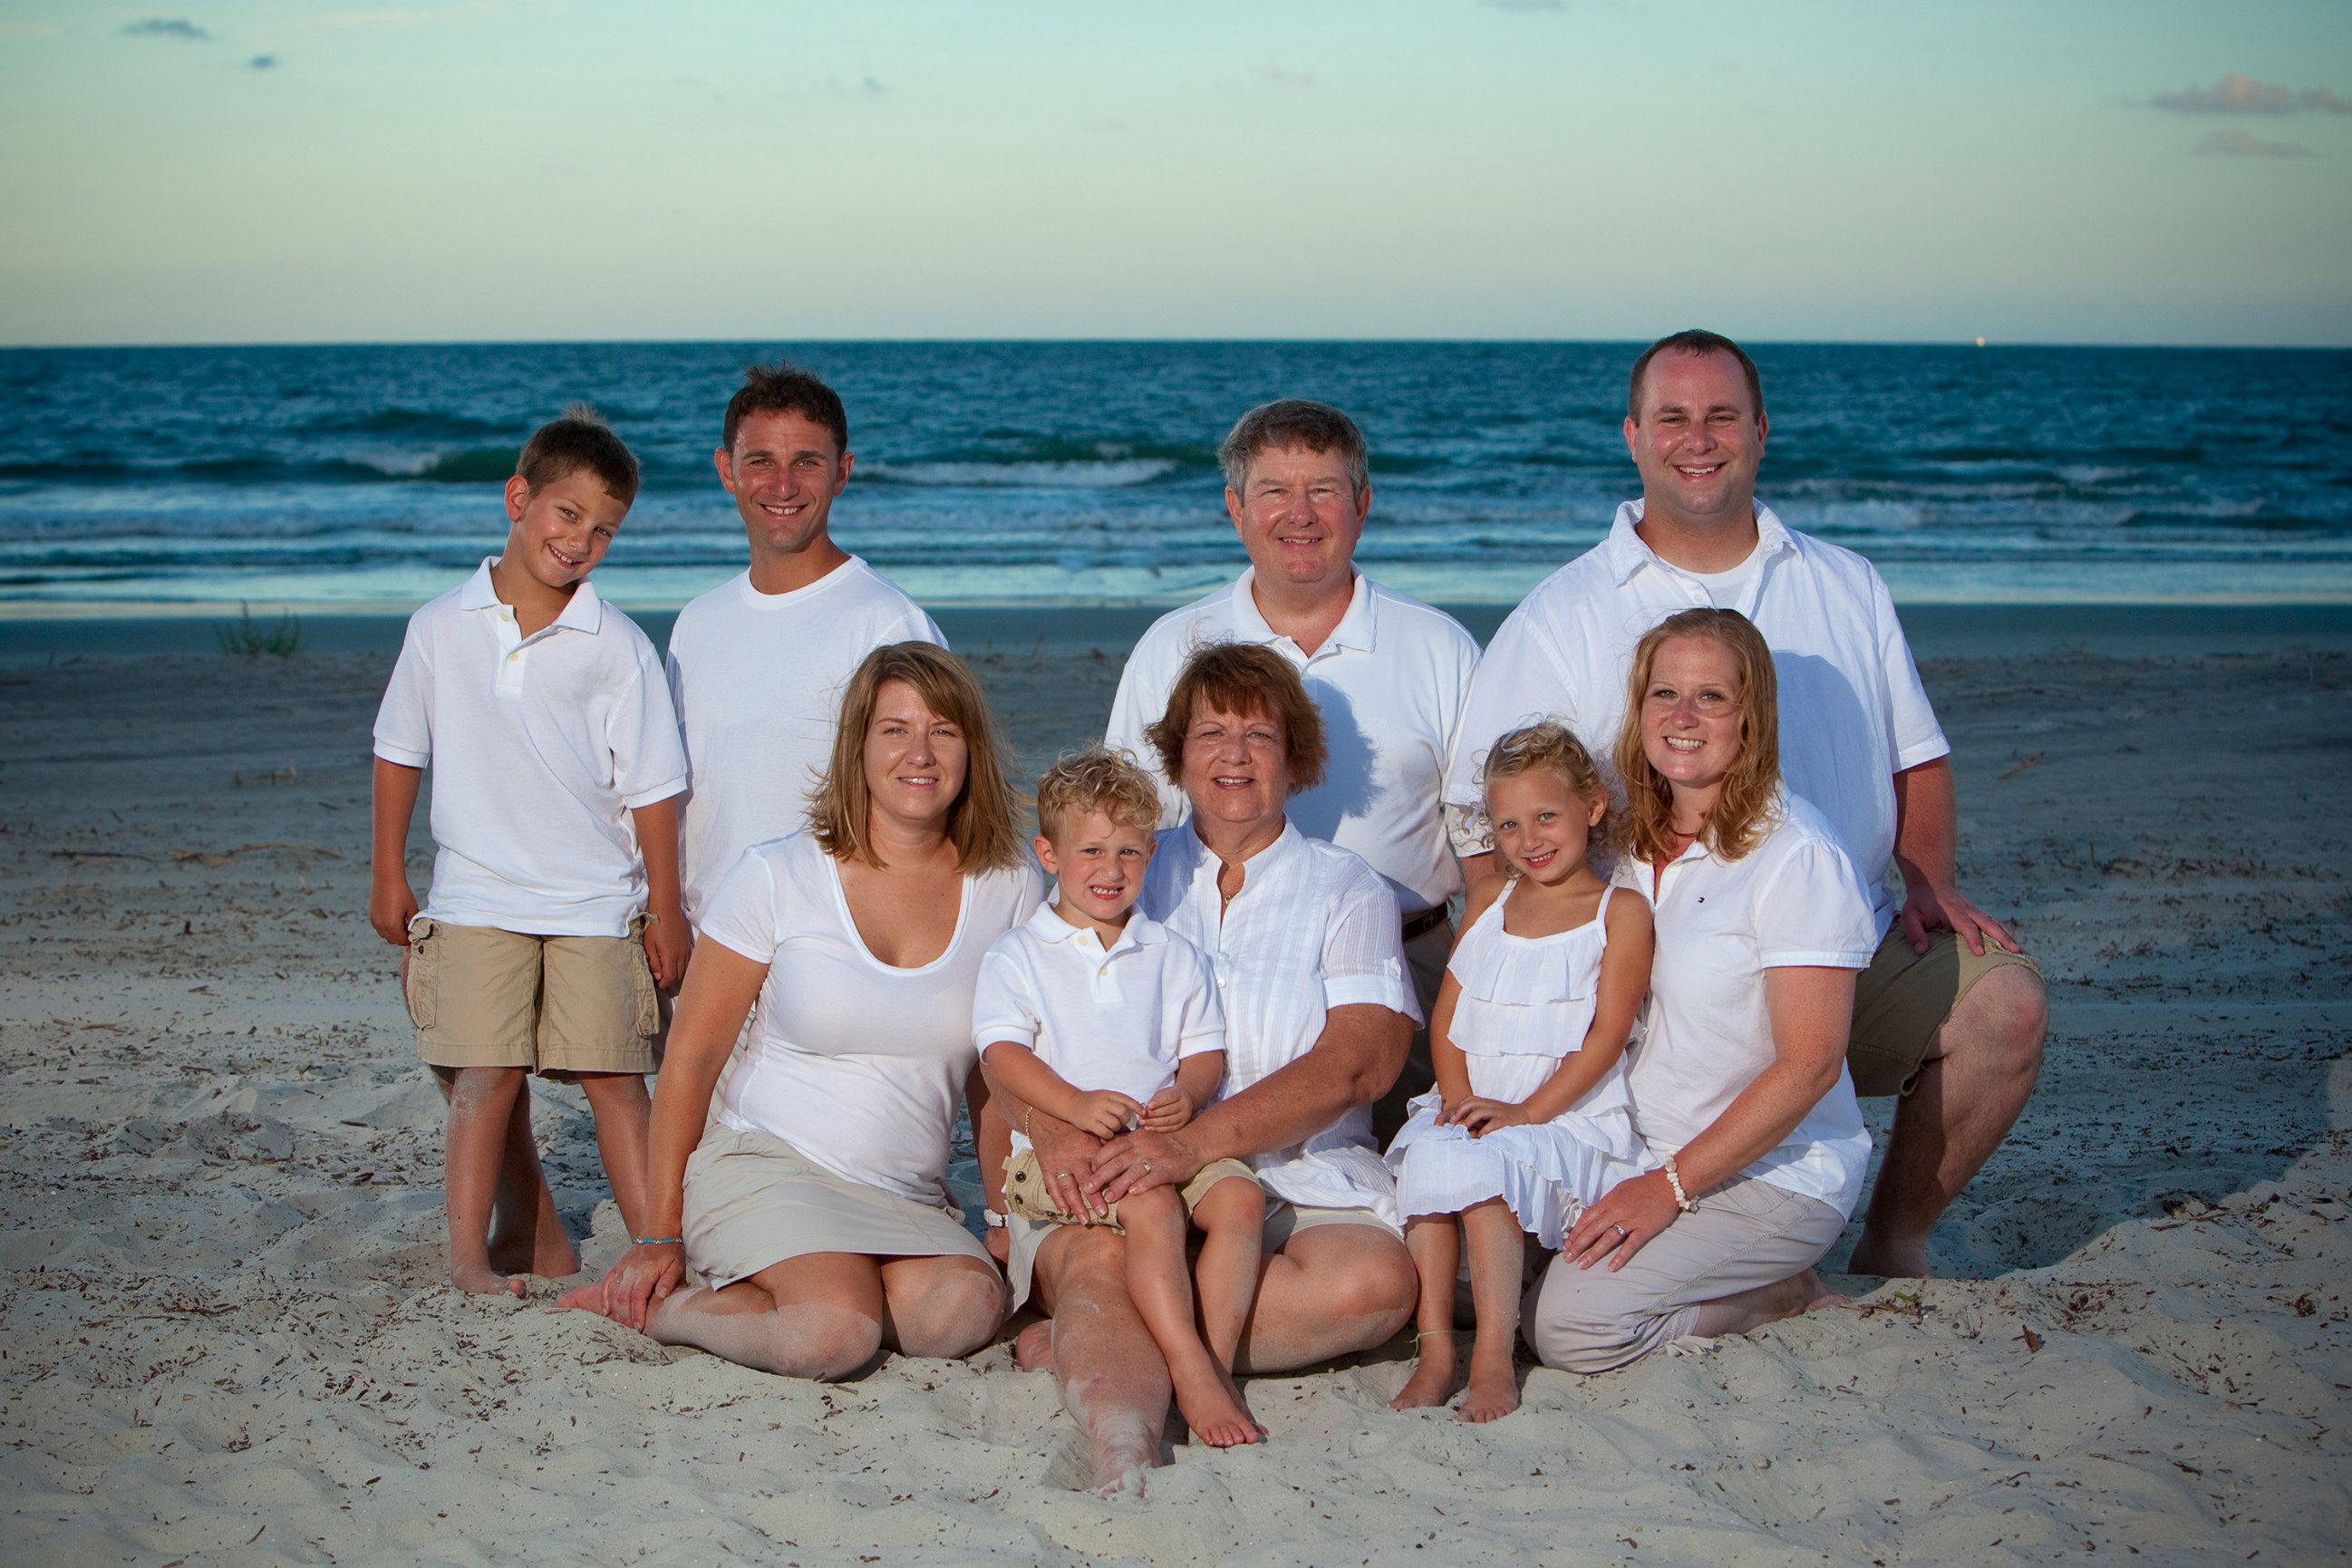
left=1387, top=722, right=1655, bottom=1421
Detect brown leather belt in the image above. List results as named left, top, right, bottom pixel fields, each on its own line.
left=1400, top=905, right=1450, bottom=943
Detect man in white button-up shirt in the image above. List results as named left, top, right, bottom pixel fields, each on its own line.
left=1104, top=401, right=1480, bottom=1131
left=1447, top=332, right=2048, bottom=1279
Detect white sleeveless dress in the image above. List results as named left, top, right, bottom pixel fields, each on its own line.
left=1385, top=882, right=1646, bottom=1248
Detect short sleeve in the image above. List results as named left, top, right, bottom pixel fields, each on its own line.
left=696, top=847, right=785, bottom=966
left=1874, top=573, right=1949, bottom=774
left=1318, top=861, right=1418, bottom=1021
left=608, top=644, right=689, bottom=810
left=1755, top=832, right=1881, bottom=971
left=1169, top=938, right=1227, bottom=1060
left=1445, top=605, right=1572, bottom=854
left=971, top=941, right=1042, bottom=1053
left=1102, top=626, right=1188, bottom=830
left=371, top=616, right=434, bottom=768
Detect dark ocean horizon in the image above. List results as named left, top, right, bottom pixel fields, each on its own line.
left=3, top=339, right=2347, bottom=613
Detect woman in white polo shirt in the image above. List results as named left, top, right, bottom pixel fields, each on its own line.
left=1527, top=607, right=1879, bottom=1373
left=563, top=643, right=1038, bottom=1379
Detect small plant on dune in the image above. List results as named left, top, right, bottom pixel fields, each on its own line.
left=217, top=603, right=303, bottom=658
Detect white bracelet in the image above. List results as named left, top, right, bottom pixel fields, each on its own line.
left=982, top=1209, right=1006, bottom=1229
left=1662, top=1152, right=1699, bottom=1213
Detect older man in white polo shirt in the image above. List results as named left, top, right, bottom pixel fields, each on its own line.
left=1104, top=400, right=1479, bottom=1130
left=1446, top=330, right=2048, bottom=1280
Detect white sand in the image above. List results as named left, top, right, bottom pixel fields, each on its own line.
left=1, top=641, right=2346, bottom=1564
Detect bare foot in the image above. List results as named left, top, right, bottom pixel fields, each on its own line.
left=488, top=1228, right=580, bottom=1280
left=1845, top=1233, right=1932, bottom=1279
left=1390, top=1340, right=1462, bottom=1411
left=451, top=1262, right=526, bottom=1298
left=1456, top=1360, right=1520, bottom=1423
left=1797, top=1271, right=1855, bottom=1314
left=552, top=1281, right=608, bottom=1315
left=1172, top=1361, right=1263, bottom=1448
left=1014, top=1319, right=1055, bottom=1372
left=1089, top=1413, right=1160, bottom=1500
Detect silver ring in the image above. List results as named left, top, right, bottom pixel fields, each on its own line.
left=1611, top=1223, right=1628, bottom=1238
left=1139, top=1160, right=1153, bottom=1175
left=1055, top=1172, right=1071, bottom=1182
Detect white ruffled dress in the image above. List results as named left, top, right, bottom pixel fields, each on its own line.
left=1385, top=882, right=1646, bottom=1248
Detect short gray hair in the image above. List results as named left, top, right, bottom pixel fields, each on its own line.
left=1217, top=400, right=1370, bottom=497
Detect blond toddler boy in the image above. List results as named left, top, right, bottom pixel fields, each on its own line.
left=369, top=408, right=690, bottom=1296
left=973, top=748, right=1266, bottom=1447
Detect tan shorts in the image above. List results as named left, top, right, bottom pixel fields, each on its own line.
left=1001, top=1148, right=1259, bottom=1229
left=684, top=1123, right=992, bottom=1289
left=1001, top=1157, right=1268, bottom=1309
left=1847, top=924, right=2043, bottom=1098
left=403, top=915, right=659, bottom=1079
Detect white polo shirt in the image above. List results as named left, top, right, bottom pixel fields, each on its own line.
left=1613, top=792, right=1879, bottom=1216
left=1446, top=501, right=1948, bottom=934
left=373, top=560, right=687, bottom=938
left=972, top=905, right=1226, bottom=1151
left=667, top=558, right=943, bottom=919
left=1141, top=820, right=1417, bottom=1222
left=1104, top=569, right=1481, bottom=916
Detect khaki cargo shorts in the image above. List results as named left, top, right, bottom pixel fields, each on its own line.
left=1001, top=1148, right=1260, bottom=1230
left=403, top=915, right=660, bottom=1079
left=1847, top=924, right=2042, bottom=1098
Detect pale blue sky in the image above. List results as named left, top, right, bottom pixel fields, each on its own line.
left=2, top=0, right=2347, bottom=344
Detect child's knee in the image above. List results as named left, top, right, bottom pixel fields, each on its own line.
left=1190, top=1176, right=1265, bottom=1231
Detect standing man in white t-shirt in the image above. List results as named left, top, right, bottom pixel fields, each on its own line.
left=1445, top=331, right=2048, bottom=1280
left=1103, top=400, right=1481, bottom=1133
left=667, top=363, right=943, bottom=919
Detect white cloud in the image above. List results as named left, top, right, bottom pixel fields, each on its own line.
left=2195, top=129, right=2313, bottom=159
left=2154, top=73, right=2352, bottom=116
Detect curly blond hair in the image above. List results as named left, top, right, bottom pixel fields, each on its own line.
left=1034, top=746, right=1163, bottom=841
left=807, top=642, right=1024, bottom=872
left=1613, top=608, right=1780, bottom=866
left=1476, top=721, right=1618, bottom=866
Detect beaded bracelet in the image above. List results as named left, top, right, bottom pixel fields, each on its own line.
left=1661, top=1153, right=1699, bottom=1214
left=634, top=1235, right=683, bottom=1246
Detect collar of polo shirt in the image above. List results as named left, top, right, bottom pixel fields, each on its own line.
left=456, top=557, right=607, bottom=635
left=1228, top=566, right=1377, bottom=656
left=1602, top=500, right=1798, bottom=589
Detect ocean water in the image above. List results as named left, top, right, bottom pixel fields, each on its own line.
left=1, top=340, right=2347, bottom=613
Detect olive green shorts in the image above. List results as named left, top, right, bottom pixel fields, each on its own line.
left=403, top=915, right=660, bottom=1079
left=1847, top=924, right=2042, bottom=1098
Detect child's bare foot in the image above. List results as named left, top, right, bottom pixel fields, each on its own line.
left=1456, top=1360, right=1520, bottom=1423
left=551, top=1280, right=608, bottom=1314
left=1390, top=1333, right=1462, bottom=1410
left=1014, top=1319, right=1055, bottom=1372
left=450, top=1262, right=527, bottom=1298
left=1172, top=1361, right=1263, bottom=1447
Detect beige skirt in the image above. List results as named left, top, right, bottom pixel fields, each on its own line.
left=682, top=1122, right=990, bottom=1289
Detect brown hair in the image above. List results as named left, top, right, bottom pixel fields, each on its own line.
left=1613, top=608, right=1781, bottom=865
left=1141, top=642, right=1327, bottom=797
left=807, top=643, right=1022, bottom=872
left=722, top=360, right=849, bottom=455
left=516, top=403, right=639, bottom=503
left=1476, top=721, right=1618, bottom=863
left=1218, top=399, right=1369, bottom=498
left=1034, top=746, right=1164, bottom=840
left=1626, top=330, right=1766, bottom=424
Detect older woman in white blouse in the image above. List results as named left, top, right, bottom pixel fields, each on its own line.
left=1002, top=642, right=1421, bottom=1495
left=564, top=643, right=1036, bottom=1379
left=1528, top=607, right=1877, bottom=1371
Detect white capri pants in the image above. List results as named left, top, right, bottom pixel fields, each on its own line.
left=1525, top=1174, right=1845, bottom=1374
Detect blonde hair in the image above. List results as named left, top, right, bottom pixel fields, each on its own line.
left=807, top=642, right=1024, bottom=872
left=1476, top=721, right=1618, bottom=867
left=1034, top=746, right=1163, bottom=841
left=1613, top=608, right=1780, bottom=865
left=1140, top=642, right=1327, bottom=796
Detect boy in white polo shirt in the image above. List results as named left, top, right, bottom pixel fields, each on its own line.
left=975, top=749, right=1267, bottom=1449
left=369, top=408, right=690, bottom=1297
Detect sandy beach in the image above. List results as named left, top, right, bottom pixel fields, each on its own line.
left=2, top=617, right=2347, bottom=1565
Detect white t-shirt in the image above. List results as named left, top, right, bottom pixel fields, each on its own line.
left=1141, top=820, right=1417, bottom=1221
left=373, top=561, right=687, bottom=938
left=1613, top=792, right=1879, bottom=1216
left=1104, top=570, right=1481, bottom=916
left=667, top=559, right=943, bottom=918
left=700, top=832, right=1041, bottom=1206
left=1446, top=502, right=1948, bottom=934
left=972, top=905, right=1226, bottom=1153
